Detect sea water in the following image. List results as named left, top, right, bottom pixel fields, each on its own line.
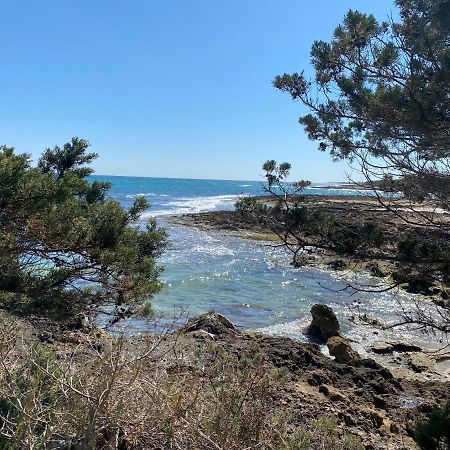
left=93, top=175, right=445, bottom=349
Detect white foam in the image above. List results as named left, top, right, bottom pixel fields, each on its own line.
left=190, top=233, right=235, bottom=256
left=142, top=194, right=240, bottom=217
left=191, top=244, right=235, bottom=256
left=125, top=192, right=158, bottom=199
left=256, top=319, right=308, bottom=342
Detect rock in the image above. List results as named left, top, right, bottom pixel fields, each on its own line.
left=373, top=395, right=387, bottom=410
left=307, top=304, right=340, bottom=342
left=190, top=330, right=217, bottom=341
left=369, top=410, right=384, bottom=429
left=318, top=384, right=347, bottom=402
left=366, top=263, right=385, bottom=278
left=407, top=353, right=434, bottom=373
left=368, top=341, right=422, bottom=354
left=327, top=259, right=347, bottom=270
left=178, top=311, right=237, bottom=336
left=327, top=335, right=360, bottom=363
left=71, top=314, right=91, bottom=330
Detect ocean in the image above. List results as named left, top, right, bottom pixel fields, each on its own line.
left=93, top=175, right=437, bottom=349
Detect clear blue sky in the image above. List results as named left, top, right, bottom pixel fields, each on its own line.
left=1, top=0, right=397, bottom=182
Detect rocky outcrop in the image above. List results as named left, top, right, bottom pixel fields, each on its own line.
left=327, top=259, right=347, bottom=270
left=327, top=335, right=360, bottom=363
left=366, top=262, right=386, bottom=278
left=178, top=311, right=237, bottom=336
left=307, top=304, right=340, bottom=342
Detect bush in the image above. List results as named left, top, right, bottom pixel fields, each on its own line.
left=0, top=315, right=364, bottom=450
left=415, top=403, right=450, bottom=450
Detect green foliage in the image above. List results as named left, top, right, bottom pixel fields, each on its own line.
left=238, top=160, right=386, bottom=261
left=274, top=0, right=450, bottom=206
left=415, top=403, right=450, bottom=450
left=268, top=0, right=450, bottom=313
left=0, top=138, right=167, bottom=320
left=262, top=159, right=293, bottom=188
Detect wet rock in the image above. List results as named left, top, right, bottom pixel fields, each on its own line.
left=327, top=335, right=360, bottom=363
left=178, top=311, right=237, bottom=336
left=393, top=272, right=434, bottom=295
left=433, top=296, right=449, bottom=308
left=327, top=259, right=347, bottom=270
left=307, top=304, right=340, bottom=342
left=368, top=341, right=422, bottom=354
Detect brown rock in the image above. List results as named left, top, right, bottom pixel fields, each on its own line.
left=178, top=311, right=237, bottom=336
left=307, top=304, right=340, bottom=342
left=407, top=353, right=434, bottom=373
left=368, top=341, right=422, bottom=354
left=327, top=335, right=360, bottom=363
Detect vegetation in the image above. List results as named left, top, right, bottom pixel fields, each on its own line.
left=0, top=138, right=167, bottom=322
left=415, top=402, right=450, bottom=450
left=272, top=0, right=450, bottom=280
left=238, top=0, right=450, bottom=335
left=0, top=314, right=364, bottom=450
left=237, top=161, right=386, bottom=266
left=273, top=0, right=450, bottom=207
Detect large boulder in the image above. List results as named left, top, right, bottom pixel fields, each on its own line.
left=327, top=335, right=360, bottom=364
left=307, top=304, right=340, bottom=342
left=178, top=311, right=237, bottom=336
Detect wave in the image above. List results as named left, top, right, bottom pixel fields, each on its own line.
left=142, top=194, right=240, bottom=218
left=255, top=319, right=309, bottom=342
left=125, top=192, right=171, bottom=199
left=125, top=192, right=157, bottom=199
left=308, top=187, right=368, bottom=194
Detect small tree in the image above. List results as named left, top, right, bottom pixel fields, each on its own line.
left=0, top=138, right=167, bottom=322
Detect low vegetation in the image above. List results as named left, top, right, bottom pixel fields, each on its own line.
left=0, top=313, right=364, bottom=450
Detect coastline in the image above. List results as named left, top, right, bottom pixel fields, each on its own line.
left=166, top=194, right=450, bottom=378
left=8, top=309, right=449, bottom=449
left=168, top=194, right=450, bottom=293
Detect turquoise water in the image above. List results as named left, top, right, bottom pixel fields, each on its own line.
left=94, top=175, right=437, bottom=348
left=93, top=175, right=369, bottom=217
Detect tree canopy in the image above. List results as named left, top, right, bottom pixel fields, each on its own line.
left=0, top=138, right=167, bottom=321
left=274, top=0, right=450, bottom=212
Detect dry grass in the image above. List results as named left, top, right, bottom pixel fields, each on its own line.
left=0, top=313, right=363, bottom=450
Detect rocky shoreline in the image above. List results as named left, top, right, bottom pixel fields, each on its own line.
left=20, top=309, right=450, bottom=449
left=166, top=196, right=450, bottom=381
left=169, top=194, right=450, bottom=295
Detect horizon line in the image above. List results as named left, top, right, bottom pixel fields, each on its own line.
left=90, top=173, right=351, bottom=185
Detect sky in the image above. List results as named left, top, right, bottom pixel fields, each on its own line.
left=1, top=0, right=397, bottom=182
